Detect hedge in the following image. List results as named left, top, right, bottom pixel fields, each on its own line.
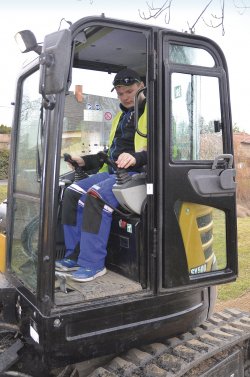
left=0, top=150, right=9, bottom=179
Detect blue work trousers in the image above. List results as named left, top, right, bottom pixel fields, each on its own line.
left=63, top=172, right=118, bottom=270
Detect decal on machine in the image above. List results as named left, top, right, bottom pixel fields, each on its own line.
left=190, top=264, right=207, bottom=275
left=30, top=319, right=39, bottom=343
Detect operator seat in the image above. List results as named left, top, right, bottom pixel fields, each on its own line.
left=107, top=170, right=147, bottom=286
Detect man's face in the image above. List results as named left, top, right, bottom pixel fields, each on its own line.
left=115, top=82, right=143, bottom=109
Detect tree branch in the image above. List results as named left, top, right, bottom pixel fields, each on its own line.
left=233, top=0, right=250, bottom=14
left=202, top=0, right=225, bottom=35
left=187, top=0, right=214, bottom=34
left=138, top=0, right=172, bottom=23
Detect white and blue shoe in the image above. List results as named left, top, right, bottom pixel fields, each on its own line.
left=70, top=266, right=107, bottom=282
left=55, top=258, right=80, bottom=272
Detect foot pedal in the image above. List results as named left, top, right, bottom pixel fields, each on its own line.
left=55, top=272, right=68, bottom=293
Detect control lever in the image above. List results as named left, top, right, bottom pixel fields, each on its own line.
left=97, top=151, right=132, bottom=185
left=63, top=153, right=88, bottom=181
left=63, top=153, right=80, bottom=169
left=97, top=151, right=117, bottom=171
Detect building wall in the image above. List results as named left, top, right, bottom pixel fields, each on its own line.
left=233, top=133, right=250, bottom=208
left=0, top=134, right=11, bottom=150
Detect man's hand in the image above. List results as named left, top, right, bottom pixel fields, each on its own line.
left=65, top=155, right=85, bottom=169
left=116, top=153, right=136, bottom=169
left=71, top=156, right=85, bottom=167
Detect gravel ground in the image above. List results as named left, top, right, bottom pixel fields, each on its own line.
left=214, top=291, right=250, bottom=312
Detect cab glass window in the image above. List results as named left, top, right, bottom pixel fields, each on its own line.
left=61, top=69, right=119, bottom=176
left=10, top=70, right=41, bottom=292
left=170, top=44, right=215, bottom=67
left=175, top=201, right=227, bottom=276
left=15, top=70, right=42, bottom=194
left=171, top=73, right=223, bottom=161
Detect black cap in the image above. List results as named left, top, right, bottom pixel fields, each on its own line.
left=111, top=68, right=141, bottom=92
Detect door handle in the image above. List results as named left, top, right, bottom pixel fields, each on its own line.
left=212, top=154, right=233, bottom=170
left=188, top=154, right=236, bottom=196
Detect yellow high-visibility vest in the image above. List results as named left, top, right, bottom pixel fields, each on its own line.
left=99, top=105, right=147, bottom=172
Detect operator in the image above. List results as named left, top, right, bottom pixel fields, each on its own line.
left=56, top=68, right=147, bottom=282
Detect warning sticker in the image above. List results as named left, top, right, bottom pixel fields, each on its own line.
left=127, top=224, right=133, bottom=233
left=104, top=111, right=112, bottom=121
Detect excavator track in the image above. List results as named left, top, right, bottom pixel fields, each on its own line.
left=74, top=308, right=250, bottom=377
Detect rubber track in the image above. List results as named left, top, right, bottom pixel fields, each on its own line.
left=86, top=308, right=250, bottom=377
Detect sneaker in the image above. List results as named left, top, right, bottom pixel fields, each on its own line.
left=70, top=266, right=107, bottom=282
left=55, top=258, right=80, bottom=272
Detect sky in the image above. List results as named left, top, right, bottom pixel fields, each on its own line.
left=1, top=0, right=250, bottom=133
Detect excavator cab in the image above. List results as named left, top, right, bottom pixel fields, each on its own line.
left=0, top=16, right=238, bottom=372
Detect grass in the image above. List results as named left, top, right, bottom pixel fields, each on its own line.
left=217, top=216, right=250, bottom=301
left=0, top=185, right=7, bottom=203
left=212, top=209, right=227, bottom=269
left=1, top=182, right=249, bottom=301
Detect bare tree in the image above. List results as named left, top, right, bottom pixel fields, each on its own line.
left=233, top=0, right=250, bottom=14
left=138, top=0, right=172, bottom=23
left=77, top=0, right=250, bottom=35
left=201, top=0, right=225, bottom=35
left=139, top=0, right=250, bottom=35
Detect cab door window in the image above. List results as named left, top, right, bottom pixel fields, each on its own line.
left=171, top=73, right=223, bottom=161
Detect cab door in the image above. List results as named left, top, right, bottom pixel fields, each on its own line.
left=159, top=32, right=237, bottom=290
